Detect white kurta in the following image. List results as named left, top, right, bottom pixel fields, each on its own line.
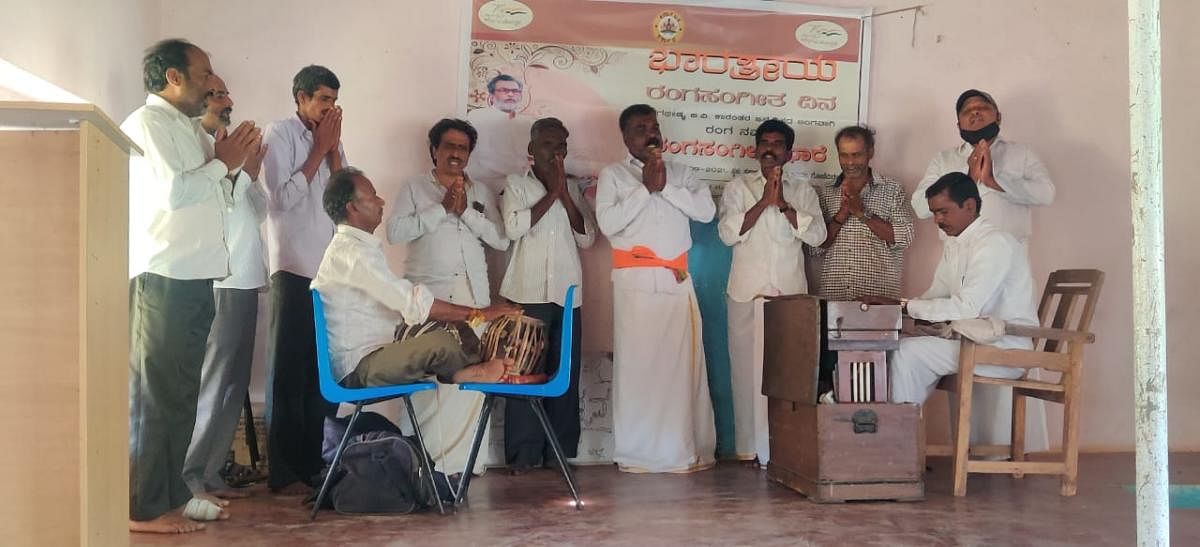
left=891, top=218, right=1047, bottom=448
left=718, top=171, right=826, bottom=464
left=597, top=154, right=717, bottom=473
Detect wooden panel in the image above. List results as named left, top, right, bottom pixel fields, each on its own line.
left=0, top=130, right=82, bottom=545
left=816, top=404, right=922, bottom=482
left=78, top=121, right=129, bottom=546
left=762, top=295, right=821, bottom=403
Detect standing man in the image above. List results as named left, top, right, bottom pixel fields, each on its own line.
left=499, top=118, right=596, bottom=473
left=182, top=76, right=268, bottom=505
left=912, top=89, right=1054, bottom=246
left=387, top=118, right=509, bottom=475
left=718, top=119, right=826, bottom=466
left=465, top=74, right=534, bottom=194
left=261, top=65, right=347, bottom=494
left=596, top=104, right=717, bottom=473
left=123, top=39, right=260, bottom=533
left=812, top=125, right=914, bottom=301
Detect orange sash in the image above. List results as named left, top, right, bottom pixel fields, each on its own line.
left=612, top=246, right=689, bottom=283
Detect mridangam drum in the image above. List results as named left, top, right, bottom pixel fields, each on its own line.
left=480, top=314, right=547, bottom=381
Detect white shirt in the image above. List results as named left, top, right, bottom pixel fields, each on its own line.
left=465, top=107, right=534, bottom=194
left=311, top=224, right=435, bottom=381
left=718, top=170, right=827, bottom=302
left=261, top=116, right=348, bottom=279
left=204, top=134, right=269, bottom=290
left=386, top=171, right=508, bottom=306
left=913, top=138, right=1055, bottom=243
left=122, top=94, right=231, bottom=280
left=596, top=154, right=716, bottom=294
left=907, top=218, right=1038, bottom=350
left=500, top=170, right=596, bottom=307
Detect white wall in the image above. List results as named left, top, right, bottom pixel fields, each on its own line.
left=6, top=0, right=1193, bottom=451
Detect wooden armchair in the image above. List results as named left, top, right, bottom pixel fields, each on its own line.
left=936, top=269, right=1104, bottom=496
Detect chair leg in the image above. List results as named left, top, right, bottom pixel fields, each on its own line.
left=952, top=345, right=976, bottom=497
left=404, top=395, right=447, bottom=515
left=454, top=394, right=495, bottom=507
left=1011, top=391, right=1027, bottom=478
left=529, top=398, right=582, bottom=509
left=1061, top=373, right=1082, bottom=496
left=310, top=404, right=363, bottom=521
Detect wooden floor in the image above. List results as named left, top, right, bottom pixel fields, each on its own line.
left=132, top=453, right=1200, bottom=546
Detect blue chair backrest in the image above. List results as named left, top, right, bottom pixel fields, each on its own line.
left=311, top=288, right=350, bottom=402
left=539, top=285, right=577, bottom=397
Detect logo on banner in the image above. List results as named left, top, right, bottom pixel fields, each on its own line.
left=478, top=0, right=534, bottom=31
left=795, top=20, right=849, bottom=51
left=653, top=10, right=684, bottom=43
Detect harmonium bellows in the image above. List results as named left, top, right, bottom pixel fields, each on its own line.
left=826, top=301, right=900, bottom=403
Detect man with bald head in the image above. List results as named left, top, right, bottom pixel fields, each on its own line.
left=121, top=38, right=261, bottom=533
left=182, top=75, right=269, bottom=509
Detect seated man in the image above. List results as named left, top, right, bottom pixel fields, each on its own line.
left=866, top=172, right=1038, bottom=404
left=312, top=167, right=519, bottom=388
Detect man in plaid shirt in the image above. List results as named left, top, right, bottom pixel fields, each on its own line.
left=811, top=125, right=915, bottom=301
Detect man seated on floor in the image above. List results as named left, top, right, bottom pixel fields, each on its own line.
left=862, top=172, right=1038, bottom=404
left=312, top=167, right=521, bottom=388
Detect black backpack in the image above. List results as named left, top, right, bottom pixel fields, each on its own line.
left=316, top=413, right=453, bottom=514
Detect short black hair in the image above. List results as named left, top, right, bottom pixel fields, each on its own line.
left=143, top=38, right=198, bottom=93
left=754, top=119, right=795, bottom=150
left=834, top=125, right=875, bottom=150
left=292, top=65, right=340, bottom=105
left=487, top=74, right=522, bottom=94
left=618, top=104, right=657, bottom=132
left=530, top=117, right=569, bottom=140
left=428, top=118, right=478, bottom=152
left=324, top=167, right=363, bottom=224
left=955, top=89, right=998, bottom=116
left=925, top=172, right=982, bottom=215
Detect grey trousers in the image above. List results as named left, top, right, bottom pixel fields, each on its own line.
left=129, top=273, right=215, bottom=521
left=182, top=287, right=259, bottom=494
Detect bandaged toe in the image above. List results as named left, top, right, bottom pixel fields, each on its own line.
left=183, top=497, right=224, bottom=521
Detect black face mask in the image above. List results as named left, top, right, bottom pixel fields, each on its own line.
left=960, top=121, right=1000, bottom=145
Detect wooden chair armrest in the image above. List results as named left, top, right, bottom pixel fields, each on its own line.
left=1004, top=324, right=1095, bottom=343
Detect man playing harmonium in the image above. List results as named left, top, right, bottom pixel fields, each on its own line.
left=596, top=104, right=717, bottom=473
left=718, top=119, right=825, bottom=466
left=498, top=117, right=596, bottom=474
left=863, top=172, right=1038, bottom=404
left=313, top=167, right=519, bottom=390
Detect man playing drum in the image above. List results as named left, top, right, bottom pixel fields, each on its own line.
left=499, top=117, right=596, bottom=474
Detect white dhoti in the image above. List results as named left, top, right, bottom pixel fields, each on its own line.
left=407, top=275, right=492, bottom=475
left=726, top=296, right=769, bottom=464
left=890, top=336, right=1049, bottom=450
left=612, top=281, right=716, bottom=473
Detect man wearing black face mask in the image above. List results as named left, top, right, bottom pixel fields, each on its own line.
left=911, top=89, right=1055, bottom=247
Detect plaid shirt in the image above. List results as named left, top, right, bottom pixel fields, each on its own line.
left=809, top=171, right=914, bottom=301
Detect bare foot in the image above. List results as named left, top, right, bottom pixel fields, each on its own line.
left=129, top=512, right=206, bottom=534
left=210, top=488, right=252, bottom=500
left=271, top=481, right=313, bottom=496
left=451, top=358, right=510, bottom=383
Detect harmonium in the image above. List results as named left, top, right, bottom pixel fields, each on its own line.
left=762, top=295, right=924, bottom=503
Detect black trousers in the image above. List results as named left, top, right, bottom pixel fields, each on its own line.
left=504, top=303, right=582, bottom=466
left=266, top=271, right=337, bottom=489
left=128, top=273, right=215, bottom=520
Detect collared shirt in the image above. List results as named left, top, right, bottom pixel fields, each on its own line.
left=386, top=171, right=508, bottom=306
left=810, top=171, right=914, bottom=301
left=500, top=170, right=596, bottom=307
left=464, top=107, right=534, bottom=194
left=261, top=115, right=348, bottom=279
left=312, top=224, right=435, bottom=381
left=122, top=94, right=231, bottom=280
left=907, top=218, right=1038, bottom=350
left=913, top=138, right=1054, bottom=243
left=596, top=154, right=716, bottom=294
left=718, top=170, right=826, bottom=302
left=204, top=134, right=269, bottom=290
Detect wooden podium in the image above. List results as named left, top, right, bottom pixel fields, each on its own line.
left=0, top=102, right=136, bottom=545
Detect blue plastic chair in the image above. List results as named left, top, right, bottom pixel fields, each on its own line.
left=454, top=285, right=582, bottom=509
left=309, top=288, right=446, bottom=519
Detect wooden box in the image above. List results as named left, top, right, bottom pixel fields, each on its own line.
left=767, top=400, right=924, bottom=502
left=825, top=300, right=901, bottom=351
